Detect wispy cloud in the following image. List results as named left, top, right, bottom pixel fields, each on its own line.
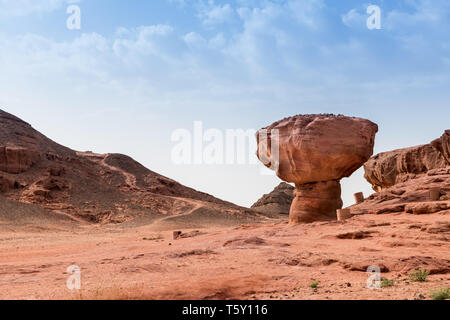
left=386, top=0, right=450, bottom=30
left=2, top=0, right=450, bottom=106
left=198, top=2, right=235, bottom=26
left=342, top=8, right=366, bottom=28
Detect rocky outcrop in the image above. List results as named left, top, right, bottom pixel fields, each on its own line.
left=0, top=176, right=14, bottom=193
left=349, top=130, right=450, bottom=217
left=251, top=183, right=294, bottom=215
left=256, top=114, right=378, bottom=223
left=405, top=202, right=450, bottom=215
left=431, top=130, right=450, bottom=165
left=364, top=131, right=449, bottom=191
left=349, top=167, right=450, bottom=215
left=0, top=146, right=40, bottom=174
left=0, top=110, right=74, bottom=157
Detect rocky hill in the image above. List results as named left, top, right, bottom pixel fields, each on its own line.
left=0, top=109, right=262, bottom=227
left=251, top=182, right=294, bottom=216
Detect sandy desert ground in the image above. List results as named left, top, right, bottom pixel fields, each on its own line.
left=0, top=211, right=448, bottom=300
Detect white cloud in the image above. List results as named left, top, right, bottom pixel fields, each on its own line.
left=287, top=0, right=325, bottom=29
left=198, top=3, right=235, bottom=26
left=342, top=8, right=366, bottom=28
left=112, top=25, right=176, bottom=64
left=1, top=1, right=450, bottom=110
left=183, top=32, right=206, bottom=46
left=137, top=24, right=174, bottom=37
left=209, top=32, right=226, bottom=48
left=386, top=0, right=450, bottom=30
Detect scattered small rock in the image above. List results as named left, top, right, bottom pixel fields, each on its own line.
left=168, top=249, right=216, bottom=258
left=336, top=231, right=376, bottom=240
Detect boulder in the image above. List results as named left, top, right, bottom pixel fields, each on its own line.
left=405, top=202, right=450, bottom=215
left=256, top=114, right=378, bottom=223
left=0, top=146, right=40, bottom=174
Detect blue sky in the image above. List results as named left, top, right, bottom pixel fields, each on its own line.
left=1, top=0, right=450, bottom=207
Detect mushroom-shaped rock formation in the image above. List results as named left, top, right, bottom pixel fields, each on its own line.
left=256, top=114, right=378, bottom=223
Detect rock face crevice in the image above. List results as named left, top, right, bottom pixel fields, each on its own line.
left=257, top=114, right=378, bottom=223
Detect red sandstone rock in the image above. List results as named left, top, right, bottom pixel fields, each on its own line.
left=405, top=202, right=449, bottom=215
left=0, top=176, right=14, bottom=193
left=0, top=146, right=40, bottom=174
left=431, top=130, right=450, bottom=165
left=364, top=144, right=447, bottom=191
left=257, top=114, right=378, bottom=223
left=291, top=180, right=343, bottom=223
left=350, top=131, right=450, bottom=218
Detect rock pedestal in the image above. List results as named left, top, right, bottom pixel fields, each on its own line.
left=290, top=181, right=343, bottom=223
left=256, top=114, right=378, bottom=223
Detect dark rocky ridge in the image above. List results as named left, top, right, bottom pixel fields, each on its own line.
left=251, top=182, right=294, bottom=216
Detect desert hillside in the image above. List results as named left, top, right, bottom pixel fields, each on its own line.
left=0, top=109, right=265, bottom=229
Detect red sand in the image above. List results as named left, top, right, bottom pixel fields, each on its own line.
left=0, top=212, right=448, bottom=300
